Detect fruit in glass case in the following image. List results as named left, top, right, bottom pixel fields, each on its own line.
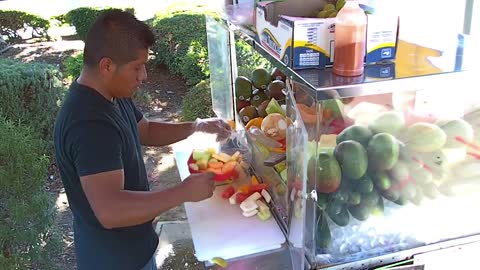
left=381, top=187, right=401, bottom=202
left=437, top=119, right=474, bottom=149
left=308, top=152, right=342, bottom=193
left=348, top=191, right=361, bottom=205
left=316, top=210, right=331, bottom=249
left=239, top=105, right=259, bottom=125
left=266, top=80, right=286, bottom=101
left=250, top=89, right=269, bottom=107
left=261, top=113, right=288, bottom=141
left=336, top=124, right=373, bottom=147
left=251, top=68, right=271, bottom=90
left=321, top=99, right=344, bottom=121
left=370, top=195, right=384, bottom=216
left=409, top=167, right=433, bottom=185
left=371, top=171, right=392, bottom=191
left=265, top=98, right=286, bottom=116
left=235, top=76, right=253, bottom=101
left=369, top=111, right=405, bottom=136
left=409, top=150, right=447, bottom=180
left=348, top=203, right=370, bottom=221
left=327, top=205, right=350, bottom=227
left=334, top=140, right=368, bottom=180
left=367, top=133, right=400, bottom=171
left=236, top=98, right=251, bottom=113
left=388, top=160, right=410, bottom=182
left=271, top=67, right=286, bottom=82
left=402, top=122, right=447, bottom=153
left=245, top=117, right=264, bottom=130
left=256, top=99, right=269, bottom=117
left=355, top=175, right=375, bottom=194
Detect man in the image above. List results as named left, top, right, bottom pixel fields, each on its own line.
left=53, top=10, right=231, bottom=270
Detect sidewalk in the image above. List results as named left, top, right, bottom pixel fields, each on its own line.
left=154, top=221, right=205, bottom=270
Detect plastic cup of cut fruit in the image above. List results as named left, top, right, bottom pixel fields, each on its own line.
left=187, top=150, right=240, bottom=182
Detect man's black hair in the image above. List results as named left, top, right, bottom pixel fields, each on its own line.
left=83, top=9, right=155, bottom=68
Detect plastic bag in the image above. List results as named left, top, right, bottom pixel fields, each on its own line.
left=193, top=117, right=233, bottom=143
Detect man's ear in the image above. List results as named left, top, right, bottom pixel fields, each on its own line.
left=98, top=57, right=116, bottom=76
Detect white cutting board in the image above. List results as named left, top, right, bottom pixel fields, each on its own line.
left=174, top=151, right=286, bottom=262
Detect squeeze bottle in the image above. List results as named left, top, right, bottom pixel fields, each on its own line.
left=333, top=0, right=367, bottom=77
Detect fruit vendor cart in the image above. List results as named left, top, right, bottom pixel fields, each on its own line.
left=174, top=0, right=479, bottom=269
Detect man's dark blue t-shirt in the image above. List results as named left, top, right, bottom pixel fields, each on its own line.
left=53, top=81, right=158, bottom=270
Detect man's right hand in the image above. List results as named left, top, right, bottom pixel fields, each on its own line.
left=181, top=172, right=216, bottom=202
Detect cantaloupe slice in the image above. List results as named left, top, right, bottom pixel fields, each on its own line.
left=207, top=167, right=223, bottom=174
left=208, top=161, right=224, bottom=169
left=221, top=161, right=237, bottom=174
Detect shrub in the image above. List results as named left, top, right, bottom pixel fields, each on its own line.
left=0, top=118, right=61, bottom=270
left=0, top=10, right=50, bottom=42
left=151, top=13, right=209, bottom=86
left=235, top=39, right=272, bottom=77
left=50, top=14, right=67, bottom=26
left=0, top=59, right=66, bottom=143
left=64, top=53, right=84, bottom=79
left=65, top=7, right=135, bottom=41
left=181, top=79, right=215, bottom=121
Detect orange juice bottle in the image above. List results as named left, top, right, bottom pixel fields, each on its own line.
left=333, top=0, right=367, bottom=77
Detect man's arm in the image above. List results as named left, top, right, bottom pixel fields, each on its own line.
left=137, top=117, right=233, bottom=147
left=137, top=117, right=194, bottom=147
left=80, top=169, right=215, bottom=229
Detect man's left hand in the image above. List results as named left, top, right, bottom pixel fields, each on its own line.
left=193, top=118, right=232, bottom=142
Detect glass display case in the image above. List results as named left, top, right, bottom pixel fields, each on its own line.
left=205, top=1, right=479, bottom=268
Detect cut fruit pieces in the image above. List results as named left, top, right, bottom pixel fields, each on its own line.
left=245, top=192, right=262, bottom=203
left=251, top=175, right=259, bottom=185
left=240, top=199, right=258, bottom=212
left=206, top=167, right=222, bottom=174
left=256, top=200, right=269, bottom=213
left=261, top=189, right=272, bottom=203
left=231, top=151, right=241, bottom=161
left=189, top=163, right=199, bottom=171
left=197, top=159, right=208, bottom=170
left=221, top=161, right=237, bottom=174
left=221, top=186, right=235, bottom=199
left=236, top=192, right=249, bottom=203
left=193, top=150, right=211, bottom=161
left=229, top=192, right=239, bottom=204
left=208, top=161, right=224, bottom=169
left=257, top=209, right=271, bottom=221
left=242, top=209, right=259, bottom=217
left=212, top=152, right=232, bottom=163
left=211, top=257, right=228, bottom=268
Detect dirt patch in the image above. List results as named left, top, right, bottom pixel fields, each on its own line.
left=0, top=40, right=84, bottom=68
left=1, top=40, right=190, bottom=269
left=137, top=63, right=189, bottom=223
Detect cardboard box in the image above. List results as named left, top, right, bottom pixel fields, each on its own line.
left=255, top=0, right=399, bottom=70
left=365, top=13, right=399, bottom=63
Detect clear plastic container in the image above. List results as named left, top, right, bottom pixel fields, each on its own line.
left=333, top=0, right=367, bottom=77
